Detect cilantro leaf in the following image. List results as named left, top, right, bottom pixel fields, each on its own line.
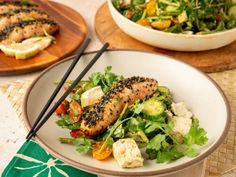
left=56, top=114, right=81, bottom=130
left=113, top=124, right=125, bottom=138
left=156, top=151, right=172, bottom=163
left=89, top=66, right=123, bottom=92
left=131, top=101, right=144, bottom=115
left=90, top=72, right=102, bottom=86
left=126, top=117, right=145, bottom=132
left=156, top=145, right=184, bottom=163
left=73, top=138, right=95, bottom=154
left=70, top=94, right=81, bottom=102
left=146, top=134, right=166, bottom=151
left=184, top=127, right=208, bottom=146
left=144, top=122, right=161, bottom=134
left=184, top=147, right=200, bottom=157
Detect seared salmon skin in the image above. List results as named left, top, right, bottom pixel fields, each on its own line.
left=0, top=9, right=49, bottom=30
left=80, top=76, right=158, bottom=136
left=0, top=1, right=37, bottom=14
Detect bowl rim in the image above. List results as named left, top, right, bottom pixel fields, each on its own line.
left=107, top=0, right=236, bottom=38
left=23, top=49, right=231, bottom=176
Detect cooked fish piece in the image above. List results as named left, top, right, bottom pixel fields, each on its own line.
left=80, top=76, right=158, bottom=136
left=0, top=9, right=49, bottom=30
left=0, top=1, right=37, bottom=14
left=0, top=18, right=59, bottom=44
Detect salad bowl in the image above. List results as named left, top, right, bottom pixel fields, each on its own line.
left=107, top=0, right=236, bottom=51
left=23, top=50, right=230, bottom=176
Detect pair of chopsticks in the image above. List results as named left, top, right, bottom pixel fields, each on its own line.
left=26, top=38, right=109, bottom=141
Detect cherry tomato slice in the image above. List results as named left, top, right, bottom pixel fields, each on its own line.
left=69, top=100, right=83, bottom=122
left=92, top=141, right=112, bottom=160
left=55, top=100, right=69, bottom=116
left=70, top=130, right=84, bottom=138
left=69, top=110, right=81, bottom=122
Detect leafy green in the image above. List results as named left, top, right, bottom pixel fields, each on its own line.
left=113, top=0, right=236, bottom=33
left=146, top=134, right=166, bottom=151
left=56, top=114, right=81, bottom=130
left=144, top=122, right=161, bottom=134
left=73, top=138, right=95, bottom=154
left=106, top=137, right=114, bottom=148
left=184, top=127, right=208, bottom=146
left=184, top=147, right=200, bottom=157
left=126, top=117, right=146, bottom=132
left=59, top=137, right=74, bottom=144
left=131, top=101, right=144, bottom=115
left=69, top=94, right=81, bottom=102
left=99, top=104, right=130, bottom=151
left=156, top=145, right=184, bottom=163
left=113, top=124, right=125, bottom=138
left=89, top=66, right=123, bottom=92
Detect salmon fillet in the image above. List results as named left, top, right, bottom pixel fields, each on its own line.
left=0, top=18, right=59, bottom=44
left=0, top=1, right=37, bottom=14
left=0, top=9, right=49, bottom=30
left=80, top=76, right=158, bottom=136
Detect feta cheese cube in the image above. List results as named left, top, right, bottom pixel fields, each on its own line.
left=171, top=116, right=192, bottom=136
left=112, top=138, right=144, bottom=168
left=171, top=102, right=193, bottom=119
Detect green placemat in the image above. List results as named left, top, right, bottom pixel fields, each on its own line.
left=2, top=140, right=96, bottom=177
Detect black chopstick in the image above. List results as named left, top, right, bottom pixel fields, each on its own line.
left=26, top=38, right=91, bottom=139
left=27, top=42, right=109, bottom=141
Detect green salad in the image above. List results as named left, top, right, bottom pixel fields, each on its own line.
left=55, top=66, right=208, bottom=167
left=112, top=0, right=236, bottom=34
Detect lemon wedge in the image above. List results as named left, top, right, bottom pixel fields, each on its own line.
left=0, top=36, right=54, bottom=59
left=15, top=44, right=41, bottom=59
left=22, top=36, right=54, bottom=50
left=81, top=86, right=104, bottom=107
left=0, top=43, right=17, bottom=57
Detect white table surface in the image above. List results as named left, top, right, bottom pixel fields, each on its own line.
left=0, top=0, right=105, bottom=173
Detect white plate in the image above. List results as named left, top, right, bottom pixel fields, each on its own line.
left=108, top=0, right=236, bottom=51
left=23, top=50, right=230, bottom=176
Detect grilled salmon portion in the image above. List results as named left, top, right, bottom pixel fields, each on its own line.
left=80, top=76, right=158, bottom=136
left=0, top=1, right=37, bottom=14
left=0, top=18, right=59, bottom=44
left=0, top=9, right=49, bottom=30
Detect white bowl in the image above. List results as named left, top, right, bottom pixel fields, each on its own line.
left=23, top=50, right=230, bottom=176
left=107, top=0, right=236, bottom=51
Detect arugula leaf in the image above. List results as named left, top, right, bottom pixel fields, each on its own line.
left=184, top=127, right=208, bottom=146
left=73, top=138, right=95, bottom=154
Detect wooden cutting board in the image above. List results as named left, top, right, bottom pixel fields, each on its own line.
left=0, top=0, right=87, bottom=75
left=95, top=3, right=236, bottom=73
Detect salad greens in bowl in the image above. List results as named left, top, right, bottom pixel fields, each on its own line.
left=55, top=66, right=208, bottom=166
left=108, top=0, right=236, bottom=51
left=23, top=50, right=230, bottom=176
